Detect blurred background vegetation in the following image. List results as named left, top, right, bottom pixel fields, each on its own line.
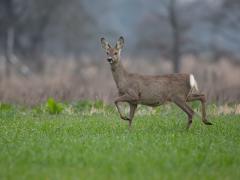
left=0, top=0, right=240, bottom=105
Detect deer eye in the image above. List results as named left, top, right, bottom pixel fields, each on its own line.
left=114, top=52, right=118, bottom=55
left=106, top=52, right=109, bottom=55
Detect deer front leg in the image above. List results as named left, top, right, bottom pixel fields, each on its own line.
left=114, top=93, right=138, bottom=126
left=114, top=95, right=130, bottom=121
left=128, top=103, right=137, bottom=128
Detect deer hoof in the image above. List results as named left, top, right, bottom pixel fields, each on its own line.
left=203, top=120, right=213, bottom=125
left=120, top=116, right=130, bottom=121
left=128, top=123, right=132, bottom=129
left=186, top=124, right=192, bottom=130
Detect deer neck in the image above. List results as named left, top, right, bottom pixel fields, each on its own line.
left=110, top=60, right=128, bottom=90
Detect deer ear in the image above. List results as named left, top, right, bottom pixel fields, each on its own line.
left=100, top=37, right=111, bottom=50
left=116, top=36, right=124, bottom=50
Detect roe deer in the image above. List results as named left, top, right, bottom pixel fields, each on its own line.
left=100, top=36, right=212, bottom=129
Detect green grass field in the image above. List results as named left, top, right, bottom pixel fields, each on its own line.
left=0, top=101, right=240, bottom=180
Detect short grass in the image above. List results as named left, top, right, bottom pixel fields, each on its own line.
left=0, top=101, right=240, bottom=180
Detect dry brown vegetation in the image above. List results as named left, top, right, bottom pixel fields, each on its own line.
left=0, top=56, right=240, bottom=105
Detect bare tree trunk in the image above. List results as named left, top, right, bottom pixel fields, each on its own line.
left=169, top=0, right=181, bottom=73
left=4, top=27, right=15, bottom=78
left=172, top=28, right=180, bottom=73
left=2, top=0, right=15, bottom=78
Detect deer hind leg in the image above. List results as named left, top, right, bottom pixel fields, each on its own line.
left=187, top=94, right=212, bottom=125
left=172, top=96, right=195, bottom=129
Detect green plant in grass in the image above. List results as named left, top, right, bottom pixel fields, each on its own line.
left=93, top=100, right=104, bottom=109
left=0, top=103, right=14, bottom=111
left=46, top=98, right=64, bottom=114
left=73, top=100, right=93, bottom=112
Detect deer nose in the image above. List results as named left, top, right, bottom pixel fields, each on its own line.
left=107, top=57, right=113, bottom=63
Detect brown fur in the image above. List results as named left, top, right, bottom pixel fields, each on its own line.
left=101, top=37, right=212, bottom=129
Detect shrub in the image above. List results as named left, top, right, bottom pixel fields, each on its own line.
left=46, top=98, right=64, bottom=114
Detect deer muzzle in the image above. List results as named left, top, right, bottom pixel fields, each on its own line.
left=107, top=57, right=113, bottom=64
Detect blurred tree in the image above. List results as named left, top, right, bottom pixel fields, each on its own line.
left=207, top=0, right=240, bottom=62
left=168, top=0, right=180, bottom=73
left=0, top=0, right=95, bottom=74
left=136, top=0, right=199, bottom=73
left=0, top=0, right=61, bottom=74
left=44, top=0, right=96, bottom=56
left=0, top=0, right=16, bottom=77
left=14, top=0, right=64, bottom=72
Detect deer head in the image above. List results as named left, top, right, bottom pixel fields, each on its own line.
left=100, top=36, right=124, bottom=64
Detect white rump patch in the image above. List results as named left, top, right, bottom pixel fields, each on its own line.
left=189, top=74, right=199, bottom=92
